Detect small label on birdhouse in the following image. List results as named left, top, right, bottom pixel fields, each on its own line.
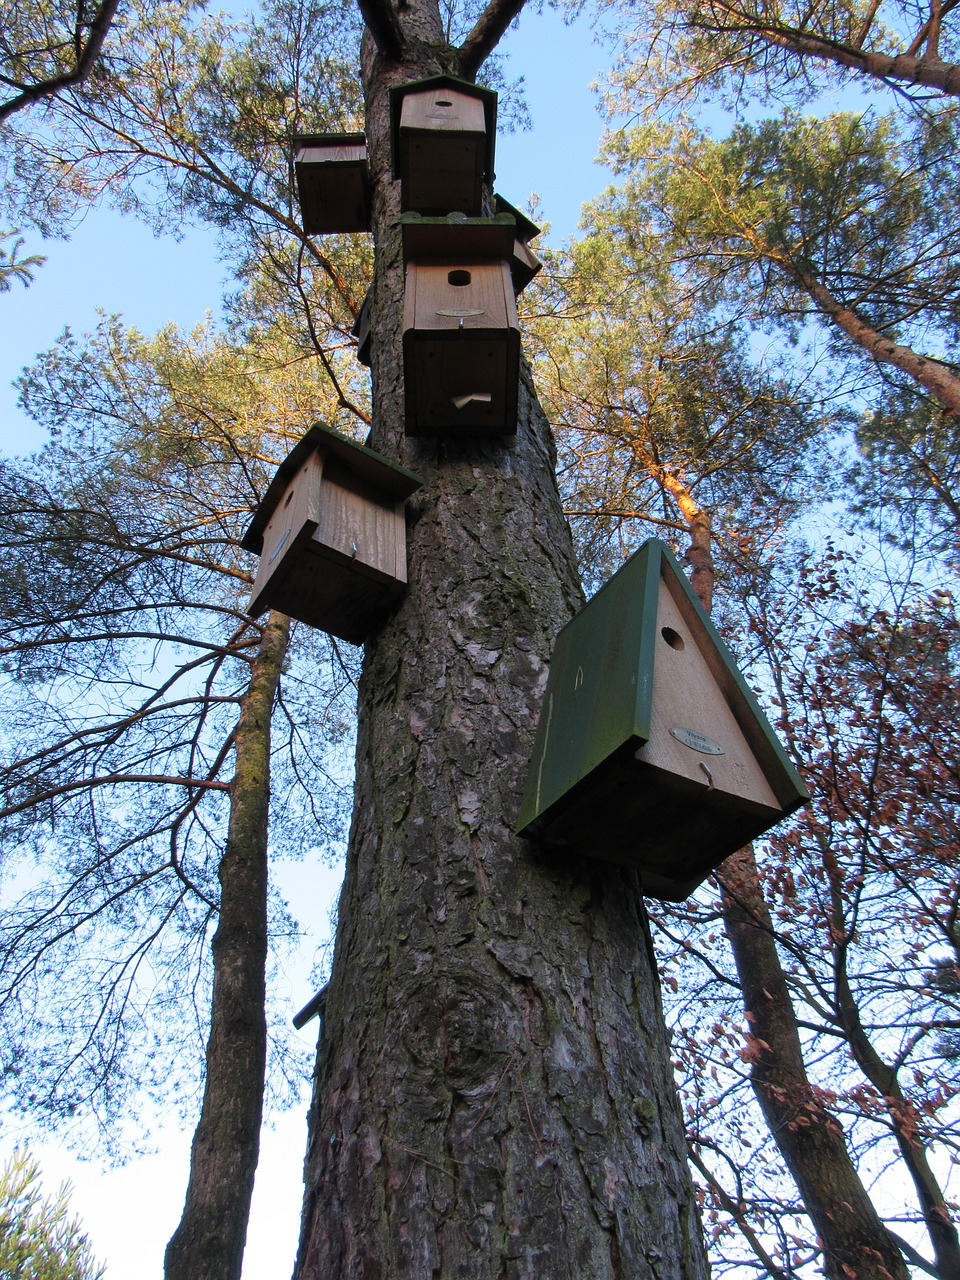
left=437, top=307, right=485, bottom=317
left=668, top=726, right=725, bottom=756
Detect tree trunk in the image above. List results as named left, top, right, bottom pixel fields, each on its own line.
left=293, top=12, right=710, bottom=1278
left=165, top=609, right=291, bottom=1280
left=646, top=475, right=909, bottom=1279
left=717, top=847, right=910, bottom=1280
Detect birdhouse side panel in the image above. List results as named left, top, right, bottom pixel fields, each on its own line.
left=247, top=449, right=325, bottom=615
left=517, top=548, right=660, bottom=833
left=313, top=458, right=408, bottom=585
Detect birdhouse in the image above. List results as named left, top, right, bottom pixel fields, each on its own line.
left=294, top=134, right=371, bottom=234
left=517, top=540, right=808, bottom=900
left=390, top=75, right=497, bottom=216
left=400, top=215, right=520, bottom=437
left=494, top=193, right=543, bottom=293
left=352, top=287, right=372, bottom=367
left=242, top=423, right=424, bottom=645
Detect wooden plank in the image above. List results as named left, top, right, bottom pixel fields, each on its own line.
left=313, top=458, right=407, bottom=584
left=247, top=448, right=325, bottom=614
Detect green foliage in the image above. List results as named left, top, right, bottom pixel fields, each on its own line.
left=0, top=231, right=44, bottom=291
left=0, top=1149, right=104, bottom=1280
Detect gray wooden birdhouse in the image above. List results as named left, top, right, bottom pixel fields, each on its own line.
left=401, top=214, right=520, bottom=437
left=494, top=194, right=542, bottom=293
left=390, top=75, right=497, bottom=216
left=294, top=134, right=371, bottom=234
left=242, top=423, right=424, bottom=645
left=517, top=540, right=808, bottom=899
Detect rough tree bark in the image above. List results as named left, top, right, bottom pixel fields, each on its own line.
left=165, top=609, right=291, bottom=1280
left=292, top=5, right=710, bottom=1277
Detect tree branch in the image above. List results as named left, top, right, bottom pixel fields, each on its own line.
left=356, top=0, right=405, bottom=62
left=0, top=0, right=122, bottom=122
left=459, top=0, right=529, bottom=79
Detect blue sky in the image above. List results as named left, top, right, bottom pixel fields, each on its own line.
left=0, top=7, right=618, bottom=1277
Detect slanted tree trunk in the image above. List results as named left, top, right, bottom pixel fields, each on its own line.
left=637, top=470, right=909, bottom=1279
left=165, top=609, right=291, bottom=1280
left=718, top=847, right=910, bottom=1280
left=293, top=8, right=710, bottom=1277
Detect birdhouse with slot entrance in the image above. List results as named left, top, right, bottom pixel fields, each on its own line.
left=294, top=134, right=371, bottom=234
left=517, top=539, right=808, bottom=899
left=390, top=75, right=497, bottom=215
left=401, top=213, right=520, bottom=437
left=242, top=423, right=424, bottom=645
left=494, top=193, right=542, bottom=293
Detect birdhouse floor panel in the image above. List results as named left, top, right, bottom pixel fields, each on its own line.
left=254, top=542, right=404, bottom=645
left=529, top=746, right=786, bottom=901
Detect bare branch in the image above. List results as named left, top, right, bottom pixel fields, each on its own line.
left=459, top=0, right=529, bottom=79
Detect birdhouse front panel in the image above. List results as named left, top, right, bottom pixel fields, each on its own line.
left=635, top=571, right=781, bottom=813
left=294, top=135, right=371, bottom=234
left=313, top=457, right=407, bottom=586
left=398, top=90, right=488, bottom=214
left=243, top=424, right=424, bottom=645
left=517, top=540, right=808, bottom=899
left=403, top=262, right=520, bottom=436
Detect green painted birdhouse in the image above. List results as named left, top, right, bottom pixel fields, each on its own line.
left=242, top=423, right=423, bottom=645
left=517, top=540, right=808, bottom=899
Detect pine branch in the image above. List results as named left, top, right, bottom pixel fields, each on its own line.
left=0, top=0, right=122, bottom=122
left=459, top=0, right=529, bottom=78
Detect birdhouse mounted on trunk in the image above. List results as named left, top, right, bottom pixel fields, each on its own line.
left=242, top=423, right=424, bottom=645
left=517, top=539, right=808, bottom=899
left=294, top=134, right=371, bottom=234
left=401, top=214, right=520, bottom=437
left=390, top=75, right=497, bottom=216
left=494, top=193, right=542, bottom=293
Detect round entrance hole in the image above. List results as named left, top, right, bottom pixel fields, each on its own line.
left=661, top=626, right=685, bottom=651
left=448, top=269, right=471, bottom=287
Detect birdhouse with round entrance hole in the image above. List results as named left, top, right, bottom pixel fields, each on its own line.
left=293, top=134, right=371, bottom=234
left=390, top=75, right=497, bottom=216
left=516, top=539, right=808, bottom=899
left=242, top=423, right=424, bottom=645
left=401, top=213, right=520, bottom=437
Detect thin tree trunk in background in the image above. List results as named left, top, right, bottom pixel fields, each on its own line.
left=292, top=9, right=711, bottom=1276
left=165, top=609, right=291, bottom=1280
left=718, top=847, right=910, bottom=1280
left=658, top=481, right=910, bottom=1280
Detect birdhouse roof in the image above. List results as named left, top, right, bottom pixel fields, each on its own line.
left=401, top=212, right=517, bottom=263
left=242, top=423, right=424, bottom=555
left=293, top=131, right=366, bottom=152
left=517, top=538, right=808, bottom=833
left=390, top=74, right=498, bottom=182
left=493, top=194, right=541, bottom=245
